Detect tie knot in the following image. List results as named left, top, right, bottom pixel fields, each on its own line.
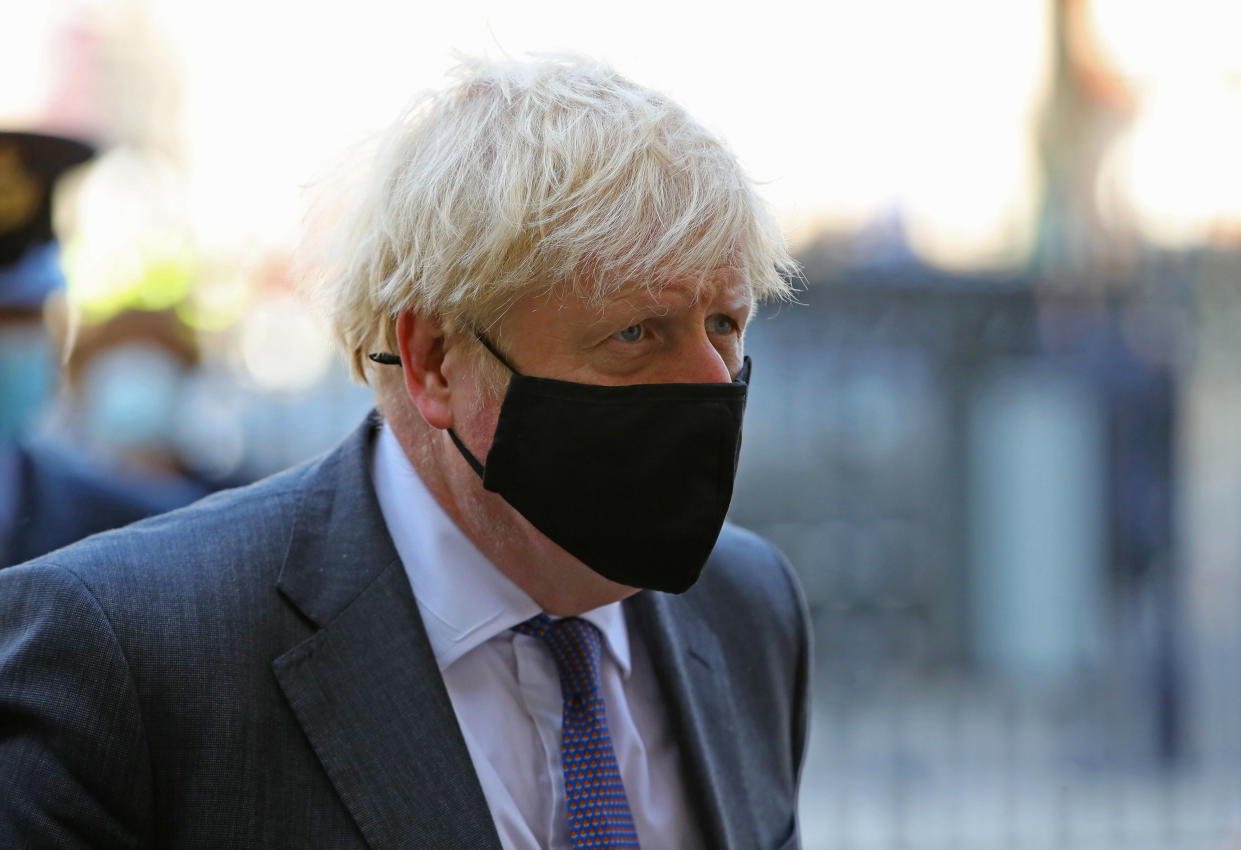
left=511, top=612, right=553, bottom=639
left=512, top=615, right=604, bottom=700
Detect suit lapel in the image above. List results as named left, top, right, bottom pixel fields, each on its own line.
left=271, top=418, right=502, bottom=850
left=628, top=589, right=761, bottom=850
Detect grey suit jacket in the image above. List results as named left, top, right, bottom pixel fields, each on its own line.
left=0, top=416, right=810, bottom=849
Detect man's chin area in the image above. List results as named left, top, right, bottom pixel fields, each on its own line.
left=525, top=538, right=641, bottom=616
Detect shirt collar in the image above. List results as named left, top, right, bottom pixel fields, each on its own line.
left=370, top=421, right=631, bottom=678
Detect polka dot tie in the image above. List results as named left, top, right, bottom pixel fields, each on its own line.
left=513, top=614, right=641, bottom=849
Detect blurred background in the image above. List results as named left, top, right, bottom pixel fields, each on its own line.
left=3, top=0, right=1240, bottom=847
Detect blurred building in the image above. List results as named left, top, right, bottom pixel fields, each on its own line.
left=728, top=238, right=1241, bottom=849
left=726, top=5, right=1241, bottom=845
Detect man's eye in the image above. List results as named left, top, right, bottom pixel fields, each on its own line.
left=707, top=314, right=737, bottom=334
left=614, top=324, right=645, bottom=343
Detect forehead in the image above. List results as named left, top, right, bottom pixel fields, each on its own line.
left=553, top=266, right=752, bottom=320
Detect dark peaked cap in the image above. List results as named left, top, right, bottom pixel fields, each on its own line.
left=0, top=131, right=94, bottom=268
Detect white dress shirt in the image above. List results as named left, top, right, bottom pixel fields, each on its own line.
left=370, top=423, right=702, bottom=850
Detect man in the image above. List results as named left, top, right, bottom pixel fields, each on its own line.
left=0, top=57, right=810, bottom=849
left=0, top=130, right=195, bottom=568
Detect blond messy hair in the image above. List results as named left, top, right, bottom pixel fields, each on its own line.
left=307, top=54, right=797, bottom=383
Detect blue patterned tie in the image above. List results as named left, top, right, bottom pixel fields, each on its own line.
left=513, top=614, right=641, bottom=849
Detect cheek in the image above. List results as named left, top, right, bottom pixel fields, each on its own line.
left=454, top=375, right=505, bottom=455
left=712, top=335, right=745, bottom=375
left=444, top=345, right=508, bottom=443
left=478, top=356, right=511, bottom=401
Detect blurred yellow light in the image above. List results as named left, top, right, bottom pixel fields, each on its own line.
left=0, top=4, right=57, bottom=126
left=904, top=129, right=1044, bottom=272
left=239, top=293, right=333, bottom=393
left=66, top=146, right=196, bottom=317
left=150, top=0, right=1053, bottom=270
left=896, top=0, right=1050, bottom=271
left=1088, top=0, right=1241, bottom=86
left=1099, top=84, right=1241, bottom=248
left=177, top=269, right=250, bottom=333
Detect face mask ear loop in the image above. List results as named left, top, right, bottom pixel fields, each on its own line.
left=365, top=328, right=519, bottom=371
left=473, top=332, right=520, bottom=375
left=444, top=331, right=519, bottom=481
left=447, top=428, right=486, bottom=478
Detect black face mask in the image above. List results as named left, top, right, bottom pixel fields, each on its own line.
left=371, top=338, right=750, bottom=593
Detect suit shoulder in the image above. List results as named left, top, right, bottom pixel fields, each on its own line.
left=685, top=523, right=812, bottom=774
left=691, top=523, right=807, bottom=644
left=0, top=459, right=325, bottom=684
left=702, top=523, right=801, bottom=605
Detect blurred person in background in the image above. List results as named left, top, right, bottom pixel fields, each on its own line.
left=0, top=57, right=810, bottom=849
left=0, top=130, right=196, bottom=568
left=56, top=308, right=226, bottom=497
left=64, top=308, right=200, bottom=477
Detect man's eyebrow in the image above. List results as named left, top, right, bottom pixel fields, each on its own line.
left=717, top=294, right=756, bottom=318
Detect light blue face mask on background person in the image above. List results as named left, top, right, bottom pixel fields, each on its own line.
left=80, top=343, right=183, bottom=452
left=0, top=323, right=56, bottom=441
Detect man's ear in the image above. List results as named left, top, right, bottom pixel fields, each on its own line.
left=396, top=310, right=453, bottom=430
